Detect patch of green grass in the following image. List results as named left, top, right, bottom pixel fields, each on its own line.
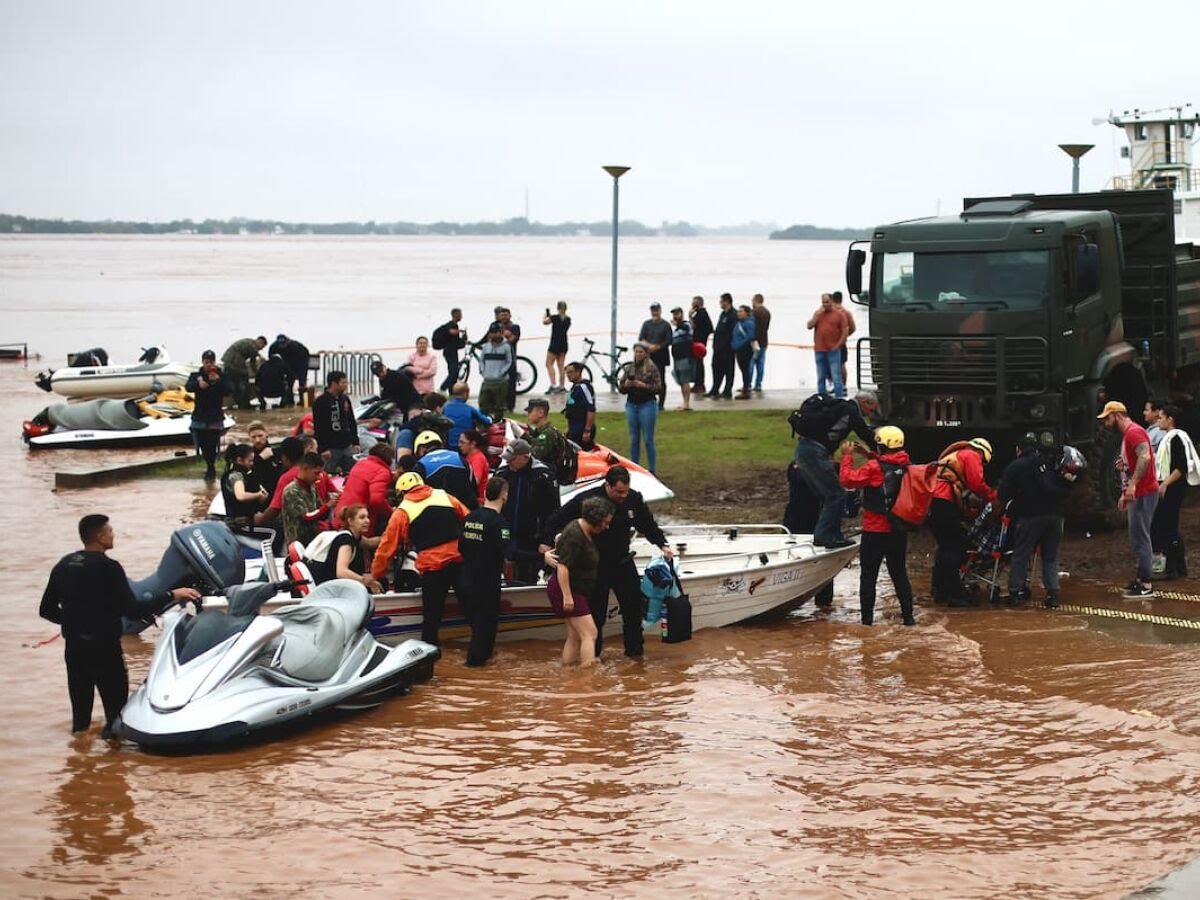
left=592, top=407, right=794, bottom=485
left=592, top=408, right=796, bottom=480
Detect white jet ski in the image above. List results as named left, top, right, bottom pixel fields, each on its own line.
left=34, top=345, right=192, bottom=399
left=23, top=391, right=233, bottom=449
left=116, top=520, right=438, bottom=750
left=119, top=579, right=440, bottom=750
left=117, top=520, right=441, bottom=753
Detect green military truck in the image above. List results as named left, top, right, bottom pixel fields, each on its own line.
left=845, top=189, right=1200, bottom=509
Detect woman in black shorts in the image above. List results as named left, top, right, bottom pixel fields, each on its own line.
left=543, top=301, right=571, bottom=394
left=546, top=496, right=613, bottom=665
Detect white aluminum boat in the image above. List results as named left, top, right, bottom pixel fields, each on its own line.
left=226, top=525, right=856, bottom=644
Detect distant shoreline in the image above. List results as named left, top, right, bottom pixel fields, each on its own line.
left=0, top=212, right=861, bottom=240
left=768, top=224, right=868, bottom=241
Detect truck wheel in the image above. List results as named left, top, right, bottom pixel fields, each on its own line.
left=1071, top=428, right=1123, bottom=529
left=1104, top=363, right=1147, bottom=419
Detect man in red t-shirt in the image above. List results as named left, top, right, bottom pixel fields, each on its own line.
left=806, top=293, right=850, bottom=397
left=1099, top=400, right=1159, bottom=597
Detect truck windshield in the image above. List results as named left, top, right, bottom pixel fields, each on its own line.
left=876, top=250, right=1052, bottom=310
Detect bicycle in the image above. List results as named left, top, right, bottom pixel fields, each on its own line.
left=579, top=337, right=633, bottom=388
left=456, top=337, right=538, bottom=395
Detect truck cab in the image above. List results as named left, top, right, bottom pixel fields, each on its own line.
left=846, top=190, right=1198, bottom=479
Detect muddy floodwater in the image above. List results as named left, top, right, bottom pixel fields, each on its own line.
left=6, top=368, right=1200, bottom=897
left=4, top=239, right=1200, bottom=897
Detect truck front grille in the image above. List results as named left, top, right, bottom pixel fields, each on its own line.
left=857, top=336, right=1048, bottom=395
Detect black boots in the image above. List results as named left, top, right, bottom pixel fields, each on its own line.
left=1044, top=590, right=1060, bottom=609
left=1006, top=588, right=1031, bottom=607
left=1167, top=539, right=1189, bottom=579
left=1156, top=540, right=1189, bottom=580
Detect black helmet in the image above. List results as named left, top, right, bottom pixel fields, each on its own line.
left=1058, top=445, right=1086, bottom=481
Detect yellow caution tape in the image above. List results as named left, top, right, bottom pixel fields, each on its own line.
left=1104, top=586, right=1200, bottom=603
left=1059, top=603, right=1200, bottom=631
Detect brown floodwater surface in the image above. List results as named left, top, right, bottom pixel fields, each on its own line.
left=4, top=358, right=1200, bottom=894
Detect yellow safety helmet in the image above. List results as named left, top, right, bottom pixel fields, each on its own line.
left=395, top=471, right=424, bottom=493
left=968, top=437, right=993, bottom=463
left=875, top=425, right=905, bottom=450
left=414, top=430, right=442, bottom=451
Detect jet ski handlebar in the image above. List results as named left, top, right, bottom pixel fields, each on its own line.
left=224, top=579, right=308, bottom=617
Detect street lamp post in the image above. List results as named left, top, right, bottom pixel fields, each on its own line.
left=602, top=165, right=630, bottom=392
left=1058, top=144, right=1094, bottom=193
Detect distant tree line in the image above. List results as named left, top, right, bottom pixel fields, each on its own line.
left=769, top=223, right=869, bottom=241
left=0, top=213, right=782, bottom=238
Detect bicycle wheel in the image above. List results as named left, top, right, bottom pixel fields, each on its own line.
left=513, top=355, right=538, bottom=395
left=612, top=361, right=634, bottom=388
left=578, top=362, right=595, bottom=383
left=457, top=357, right=471, bottom=384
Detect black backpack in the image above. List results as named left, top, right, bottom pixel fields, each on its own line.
left=556, top=434, right=579, bottom=486
left=788, top=394, right=852, bottom=451
left=431, top=322, right=451, bottom=350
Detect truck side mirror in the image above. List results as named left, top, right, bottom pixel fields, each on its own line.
left=1075, top=243, right=1100, bottom=297
left=846, top=247, right=867, bottom=299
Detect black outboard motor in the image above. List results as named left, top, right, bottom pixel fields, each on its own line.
left=123, top=522, right=247, bottom=633
left=67, top=348, right=109, bottom=367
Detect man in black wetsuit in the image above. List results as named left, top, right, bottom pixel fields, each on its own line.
left=40, top=515, right=199, bottom=737
left=540, top=465, right=674, bottom=659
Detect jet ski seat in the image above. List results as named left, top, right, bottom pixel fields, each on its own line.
left=272, top=579, right=372, bottom=682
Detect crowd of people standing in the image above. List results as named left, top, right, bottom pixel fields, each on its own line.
left=786, top=388, right=1197, bottom=628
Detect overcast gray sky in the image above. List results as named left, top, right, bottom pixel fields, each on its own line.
left=1, top=0, right=1195, bottom=227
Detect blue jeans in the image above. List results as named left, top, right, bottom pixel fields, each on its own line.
left=792, top=438, right=844, bottom=544
left=814, top=349, right=844, bottom=398
left=625, top=399, right=658, bottom=473
left=751, top=347, right=766, bottom=389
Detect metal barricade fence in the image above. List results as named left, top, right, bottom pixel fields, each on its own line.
left=318, top=351, right=382, bottom=400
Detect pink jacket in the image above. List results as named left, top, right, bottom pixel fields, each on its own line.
left=406, top=350, right=438, bottom=394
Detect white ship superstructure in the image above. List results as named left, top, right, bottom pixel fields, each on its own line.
left=1107, top=105, right=1200, bottom=241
